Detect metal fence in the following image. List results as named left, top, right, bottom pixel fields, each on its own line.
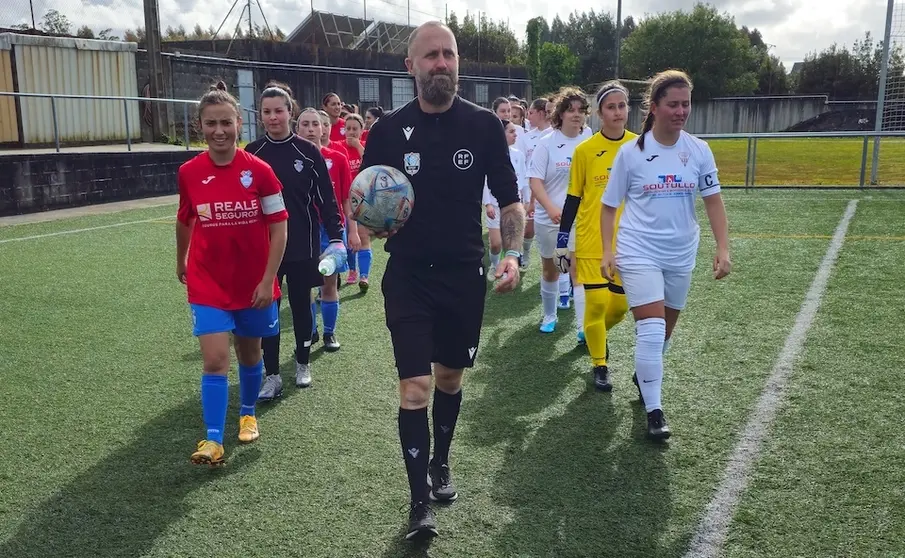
left=3, top=92, right=905, bottom=188
left=696, top=131, right=905, bottom=188
left=0, top=91, right=201, bottom=151
left=0, top=91, right=266, bottom=151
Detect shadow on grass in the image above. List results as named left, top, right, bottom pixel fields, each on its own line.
left=0, top=305, right=324, bottom=558
left=0, top=385, right=271, bottom=558
left=464, top=314, right=677, bottom=556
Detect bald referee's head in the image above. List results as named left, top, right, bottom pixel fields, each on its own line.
left=406, top=21, right=459, bottom=108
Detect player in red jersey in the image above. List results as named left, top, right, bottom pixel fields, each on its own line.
left=323, top=93, right=346, bottom=143
left=300, top=108, right=359, bottom=351
left=339, top=113, right=374, bottom=292
left=176, top=81, right=288, bottom=467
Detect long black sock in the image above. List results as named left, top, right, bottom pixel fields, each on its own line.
left=431, top=387, right=462, bottom=466
left=398, top=407, right=430, bottom=503
left=283, top=272, right=312, bottom=364
left=262, top=297, right=281, bottom=375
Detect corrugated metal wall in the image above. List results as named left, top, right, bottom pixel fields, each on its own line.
left=6, top=34, right=140, bottom=145
left=0, top=47, right=19, bottom=143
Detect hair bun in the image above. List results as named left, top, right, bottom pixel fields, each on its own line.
left=214, top=80, right=227, bottom=91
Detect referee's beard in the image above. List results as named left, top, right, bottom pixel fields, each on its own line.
left=417, top=70, right=458, bottom=107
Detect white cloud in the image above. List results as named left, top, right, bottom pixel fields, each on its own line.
left=2, top=0, right=893, bottom=68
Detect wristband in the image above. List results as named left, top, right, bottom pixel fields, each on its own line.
left=556, top=231, right=570, bottom=249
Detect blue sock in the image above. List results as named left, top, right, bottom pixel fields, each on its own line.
left=200, top=374, right=229, bottom=444
left=359, top=249, right=373, bottom=277
left=322, top=300, right=339, bottom=334
left=347, top=249, right=357, bottom=271
left=238, top=360, right=263, bottom=417
left=311, top=301, right=318, bottom=334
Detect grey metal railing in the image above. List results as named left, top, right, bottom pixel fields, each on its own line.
left=2, top=91, right=905, bottom=188
left=0, top=91, right=202, bottom=152
left=695, top=131, right=905, bottom=188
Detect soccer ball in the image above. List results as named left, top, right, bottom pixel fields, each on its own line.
left=350, top=165, right=414, bottom=233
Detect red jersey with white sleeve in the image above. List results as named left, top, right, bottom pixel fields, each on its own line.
left=329, top=118, right=346, bottom=142
left=320, top=145, right=352, bottom=225
left=177, top=150, right=289, bottom=311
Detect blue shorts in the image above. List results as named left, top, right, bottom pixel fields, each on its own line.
left=190, top=302, right=280, bottom=338
left=319, top=224, right=349, bottom=274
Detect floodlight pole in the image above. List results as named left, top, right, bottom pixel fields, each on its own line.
left=871, top=0, right=895, bottom=185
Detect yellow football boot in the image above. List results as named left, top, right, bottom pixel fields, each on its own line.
left=238, top=415, right=259, bottom=443
left=190, top=440, right=225, bottom=467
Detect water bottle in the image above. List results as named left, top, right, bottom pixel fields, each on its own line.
left=318, top=243, right=347, bottom=276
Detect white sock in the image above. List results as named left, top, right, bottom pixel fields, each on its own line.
left=489, top=251, right=500, bottom=269
left=558, top=273, right=571, bottom=296
left=540, top=279, right=558, bottom=322
left=573, top=284, right=585, bottom=331
left=522, top=238, right=533, bottom=263
left=635, top=317, right=666, bottom=412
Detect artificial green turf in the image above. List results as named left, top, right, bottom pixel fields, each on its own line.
left=723, top=197, right=905, bottom=558
left=0, top=191, right=901, bottom=557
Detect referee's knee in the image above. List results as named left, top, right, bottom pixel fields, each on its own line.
left=399, top=376, right=432, bottom=409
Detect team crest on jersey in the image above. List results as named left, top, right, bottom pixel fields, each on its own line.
left=325, top=158, right=334, bottom=170
left=239, top=170, right=253, bottom=188
left=453, top=149, right=474, bottom=170
left=678, top=152, right=690, bottom=166
left=404, top=152, right=420, bottom=176
left=294, top=159, right=304, bottom=173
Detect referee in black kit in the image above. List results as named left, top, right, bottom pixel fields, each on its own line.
left=361, top=21, right=527, bottom=540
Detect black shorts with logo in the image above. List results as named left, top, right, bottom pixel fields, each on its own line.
left=382, top=256, right=488, bottom=379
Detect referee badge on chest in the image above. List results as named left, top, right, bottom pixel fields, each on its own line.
left=293, top=159, right=304, bottom=173
left=404, top=152, right=420, bottom=176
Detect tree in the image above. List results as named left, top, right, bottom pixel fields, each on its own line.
left=796, top=31, right=905, bottom=99
left=446, top=11, right=519, bottom=64
left=755, top=53, right=790, bottom=95
left=124, top=27, right=146, bottom=43
left=164, top=25, right=188, bottom=41
left=740, top=25, right=790, bottom=94
left=620, top=3, right=758, bottom=98
left=41, top=9, right=71, bottom=35
left=525, top=17, right=544, bottom=83
left=550, top=15, right=567, bottom=44
left=76, top=25, right=95, bottom=39
left=536, top=42, right=579, bottom=94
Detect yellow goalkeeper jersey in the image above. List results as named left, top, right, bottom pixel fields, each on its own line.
left=568, top=130, right=638, bottom=259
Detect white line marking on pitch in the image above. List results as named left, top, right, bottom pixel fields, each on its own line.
left=684, top=199, right=858, bottom=558
left=0, top=218, right=166, bottom=244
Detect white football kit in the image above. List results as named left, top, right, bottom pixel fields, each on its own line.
left=484, top=146, right=529, bottom=229
left=527, top=129, right=584, bottom=257
left=602, top=130, right=722, bottom=309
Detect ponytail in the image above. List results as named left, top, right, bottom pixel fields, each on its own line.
left=636, top=69, right=694, bottom=151
left=637, top=111, right=655, bottom=151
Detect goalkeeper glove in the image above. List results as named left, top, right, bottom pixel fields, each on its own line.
left=554, top=231, right=571, bottom=274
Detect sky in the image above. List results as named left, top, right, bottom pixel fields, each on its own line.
left=4, top=0, right=895, bottom=68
